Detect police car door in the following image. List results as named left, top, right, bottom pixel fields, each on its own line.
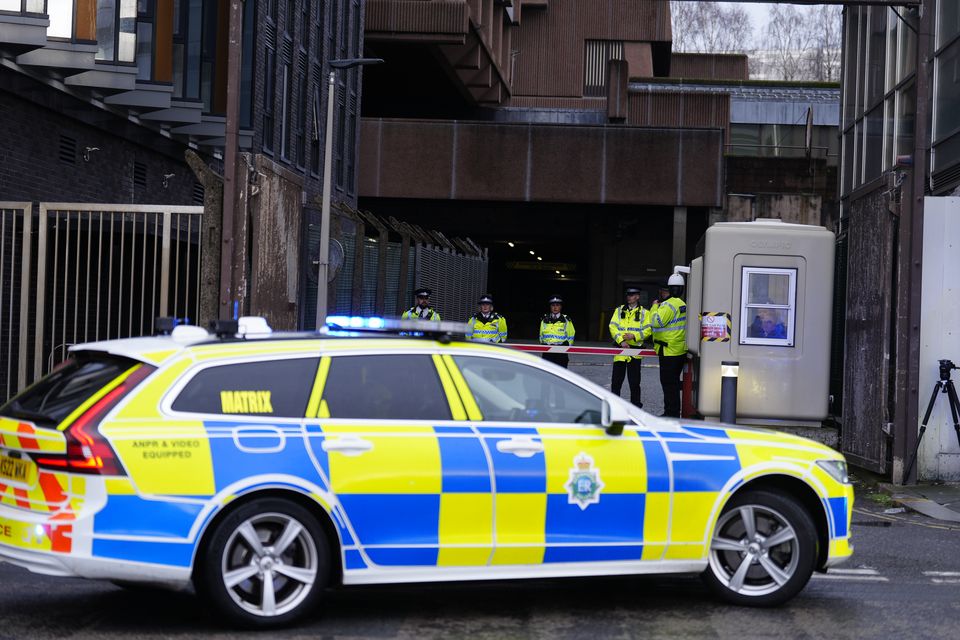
left=304, top=352, right=494, bottom=574
left=443, top=354, right=669, bottom=569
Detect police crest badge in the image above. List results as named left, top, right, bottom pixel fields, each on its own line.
left=565, top=452, right=604, bottom=510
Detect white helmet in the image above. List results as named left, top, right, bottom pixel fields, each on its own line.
left=668, top=272, right=685, bottom=287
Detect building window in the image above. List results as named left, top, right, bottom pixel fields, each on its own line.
left=47, top=0, right=74, bottom=39
left=96, top=0, right=138, bottom=63
left=583, top=39, right=624, bottom=97
left=263, top=47, right=276, bottom=153
left=136, top=0, right=155, bottom=80
left=280, top=62, right=292, bottom=160
left=739, top=267, right=797, bottom=348
left=172, top=0, right=203, bottom=101
left=311, top=85, right=322, bottom=175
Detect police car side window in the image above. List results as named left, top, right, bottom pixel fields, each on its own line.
left=322, top=355, right=452, bottom=420
left=172, top=358, right=320, bottom=417
left=452, top=356, right=603, bottom=424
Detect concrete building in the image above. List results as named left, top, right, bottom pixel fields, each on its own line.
left=358, top=0, right=840, bottom=340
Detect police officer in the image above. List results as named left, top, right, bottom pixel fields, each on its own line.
left=466, top=294, right=507, bottom=343
left=608, top=287, right=651, bottom=407
left=539, top=295, right=575, bottom=368
left=402, top=287, right=440, bottom=321
left=651, top=273, right=688, bottom=418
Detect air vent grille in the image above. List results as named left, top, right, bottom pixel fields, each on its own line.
left=133, top=162, right=147, bottom=187
left=59, top=135, right=76, bottom=164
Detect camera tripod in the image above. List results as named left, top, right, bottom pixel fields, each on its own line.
left=904, top=359, right=960, bottom=482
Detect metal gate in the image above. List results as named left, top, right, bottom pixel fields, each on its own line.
left=0, top=202, right=204, bottom=403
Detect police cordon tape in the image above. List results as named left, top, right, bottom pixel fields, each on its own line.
left=504, top=344, right=657, bottom=357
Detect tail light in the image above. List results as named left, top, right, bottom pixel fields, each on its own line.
left=34, top=364, right=155, bottom=475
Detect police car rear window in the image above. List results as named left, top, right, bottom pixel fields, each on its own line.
left=0, top=353, right=137, bottom=427
left=171, top=357, right=320, bottom=418
left=321, top=355, right=451, bottom=421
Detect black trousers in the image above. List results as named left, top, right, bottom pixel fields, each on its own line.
left=659, top=354, right=685, bottom=418
left=611, top=359, right=642, bottom=407
left=542, top=352, right=569, bottom=368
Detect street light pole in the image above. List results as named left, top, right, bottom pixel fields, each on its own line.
left=314, top=58, right=383, bottom=329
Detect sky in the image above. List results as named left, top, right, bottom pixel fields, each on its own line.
left=736, top=2, right=772, bottom=35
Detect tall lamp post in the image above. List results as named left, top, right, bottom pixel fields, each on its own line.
left=315, top=57, right=384, bottom=329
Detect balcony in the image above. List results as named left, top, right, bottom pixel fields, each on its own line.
left=365, top=0, right=512, bottom=106
left=0, top=1, right=48, bottom=56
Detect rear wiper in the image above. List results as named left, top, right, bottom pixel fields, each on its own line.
left=0, top=401, right=57, bottom=427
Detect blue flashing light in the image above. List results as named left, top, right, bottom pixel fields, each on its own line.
left=323, top=315, right=471, bottom=336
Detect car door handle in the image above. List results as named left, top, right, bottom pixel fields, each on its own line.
left=496, top=437, right=544, bottom=458
left=321, top=436, right=374, bottom=456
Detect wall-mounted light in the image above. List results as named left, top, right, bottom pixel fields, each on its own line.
left=529, top=250, right=535, bottom=256
left=83, top=146, right=100, bottom=162
left=555, top=270, right=560, bottom=274
left=536, top=256, right=542, bottom=261
left=162, top=173, right=175, bottom=189
left=507, top=242, right=515, bottom=247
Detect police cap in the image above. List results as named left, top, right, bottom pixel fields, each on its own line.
left=414, top=287, right=432, bottom=297
left=478, top=294, right=494, bottom=304
left=548, top=295, right=563, bottom=304
left=625, top=287, right=641, bottom=295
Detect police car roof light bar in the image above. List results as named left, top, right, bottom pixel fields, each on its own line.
left=323, top=316, right=471, bottom=342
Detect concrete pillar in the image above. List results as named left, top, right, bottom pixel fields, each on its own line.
left=672, top=206, right=687, bottom=267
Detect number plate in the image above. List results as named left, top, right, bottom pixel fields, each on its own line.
left=0, top=452, right=37, bottom=487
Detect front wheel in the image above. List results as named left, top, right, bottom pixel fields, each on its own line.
left=195, top=498, right=330, bottom=628
left=702, top=489, right=818, bottom=606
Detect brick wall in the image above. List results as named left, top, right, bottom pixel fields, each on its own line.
left=0, top=89, right=196, bottom=206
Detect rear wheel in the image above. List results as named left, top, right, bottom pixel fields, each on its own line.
left=702, top=489, right=818, bottom=606
left=195, top=498, right=330, bottom=628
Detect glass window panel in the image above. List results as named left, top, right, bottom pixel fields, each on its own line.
left=452, top=356, right=602, bottom=424
left=26, top=0, right=45, bottom=12
left=746, top=272, right=791, bottom=306
left=322, top=355, right=452, bottom=421
left=730, top=124, right=760, bottom=156
left=136, top=22, right=153, bottom=79
left=933, top=131, right=960, bottom=176
left=842, top=129, right=854, bottom=196
left=172, top=358, right=319, bottom=417
left=854, top=121, right=863, bottom=187
left=118, top=0, right=137, bottom=62
left=172, top=42, right=184, bottom=96
left=885, top=8, right=898, bottom=92
left=867, top=7, right=886, bottom=107
left=48, top=0, right=74, bottom=39
left=864, top=104, right=884, bottom=181
left=0, top=355, right=135, bottom=426
left=185, top=0, right=202, bottom=99
left=241, top=0, right=254, bottom=128
left=0, top=0, right=17, bottom=8
left=97, top=0, right=117, bottom=60
left=856, top=8, right=867, bottom=117
left=935, top=39, right=960, bottom=142
left=897, top=82, right=916, bottom=160
left=939, top=0, right=960, bottom=46
left=740, top=267, right=797, bottom=347
left=842, top=11, right=859, bottom=126
left=883, top=96, right=894, bottom=170
left=898, top=9, right=917, bottom=82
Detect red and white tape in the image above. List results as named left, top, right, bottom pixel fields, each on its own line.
left=504, top=344, right=656, bottom=357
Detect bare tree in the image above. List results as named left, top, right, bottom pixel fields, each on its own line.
left=670, top=1, right=753, bottom=54
left=806, top=5, right=843, bottom=82
left=760, top=4, right=813, bottom=81
left=757, top=4, right=842, bottom=82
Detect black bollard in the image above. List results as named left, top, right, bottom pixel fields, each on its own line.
left=720, top=360, right=739, bottom=424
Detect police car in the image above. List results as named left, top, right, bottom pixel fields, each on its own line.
left=0, top=316, right=853, bottom=627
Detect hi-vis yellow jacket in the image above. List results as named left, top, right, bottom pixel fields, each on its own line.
left=539, top=314, right=575, bottom=345
left=651, top=296, right=687, bottom=357
left=466, top=313, right=507, bottom=343
left=608, top=305, right=651, bottom=362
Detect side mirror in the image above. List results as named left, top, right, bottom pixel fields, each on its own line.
left=601, top=399, right=629, bottom=436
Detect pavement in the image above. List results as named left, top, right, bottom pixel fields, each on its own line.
left=875, top=479, right=960, bottom=523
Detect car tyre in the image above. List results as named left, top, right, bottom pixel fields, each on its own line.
left=702, top=489, right=818, bottom=606
left=195, top=497, right=330, bottom=628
